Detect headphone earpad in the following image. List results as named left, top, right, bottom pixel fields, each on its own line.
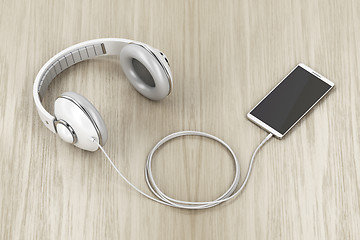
left=54, top=92, right=108, bottom=151
left=120, top=44, right=171, bottom=101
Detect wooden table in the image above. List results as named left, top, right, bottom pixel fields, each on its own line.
left=1, top=0, right=359, bottom=239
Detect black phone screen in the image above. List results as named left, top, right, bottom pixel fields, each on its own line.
left=250, top=66, right=333, bottom=135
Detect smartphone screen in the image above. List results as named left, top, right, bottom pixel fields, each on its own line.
left=247, top=64, right=334, bottom=138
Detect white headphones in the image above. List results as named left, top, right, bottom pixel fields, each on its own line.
left=33, top=38, right=173, bottom=151
left=33, top=38, right=272, bottom=209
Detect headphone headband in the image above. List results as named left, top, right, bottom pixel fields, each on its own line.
left=33, top=38, right=172, bottom=134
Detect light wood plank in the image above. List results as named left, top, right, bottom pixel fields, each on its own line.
left=0, top=0, right=359, bottom=239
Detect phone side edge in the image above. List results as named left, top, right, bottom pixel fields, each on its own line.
left=247, top=112, right=283, bottom=138
left=298, top=63, right=335, bottom=87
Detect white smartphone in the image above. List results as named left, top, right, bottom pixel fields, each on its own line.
left=247, top=63, right=334, bottom=138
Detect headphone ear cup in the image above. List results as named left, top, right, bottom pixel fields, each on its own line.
left=54, top=92, right=108, bottom=151
left=120, top=44, right=171, bottom=101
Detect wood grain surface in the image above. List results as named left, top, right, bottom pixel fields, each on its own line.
left=1, top=0, right=360, bottom=239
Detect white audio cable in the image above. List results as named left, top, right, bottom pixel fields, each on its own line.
left=92, top=131, right=273, bottom=209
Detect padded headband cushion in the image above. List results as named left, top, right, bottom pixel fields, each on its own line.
left=119, top=44, right=170, bottom=101
left=60, top=92, right=108, bottom=145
